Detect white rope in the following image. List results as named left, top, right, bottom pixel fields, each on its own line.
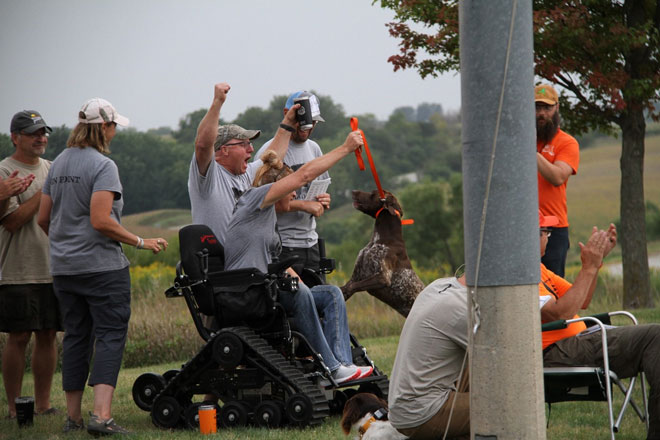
left=444, top=1, right=519, bottom=438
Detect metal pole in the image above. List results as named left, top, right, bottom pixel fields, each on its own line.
left=459, top=1, right=546, bottom=438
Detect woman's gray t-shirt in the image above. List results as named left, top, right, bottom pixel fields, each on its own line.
left=42, top=147, right=129, bottom=276
left=223, top=184, right=280, bottom=273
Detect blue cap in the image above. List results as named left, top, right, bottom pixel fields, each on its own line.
left=284, top=91, right=325, bottom=122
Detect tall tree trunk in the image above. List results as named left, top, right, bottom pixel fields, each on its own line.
left=619, top=108, right=652, bottom=309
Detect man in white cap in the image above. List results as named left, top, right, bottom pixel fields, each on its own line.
left=535, top=84, right=580, bottom=277
left=1, top=110, right=60, bottom=418
left=188, top=83, right=298, bottom=244
left=254, top=91, right=331, bottom=281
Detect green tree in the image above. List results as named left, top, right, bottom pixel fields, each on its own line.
left=172, top=108, right=209, bottom=145
left=378, top=0, right=660, bottom=308
left=399, top=178, right=463, bottom=272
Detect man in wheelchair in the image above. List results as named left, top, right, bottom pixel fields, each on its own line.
left=538, top=211, right=660, bottom=439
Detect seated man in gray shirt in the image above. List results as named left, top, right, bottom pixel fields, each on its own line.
left=389, top=275, right=470, bottom=440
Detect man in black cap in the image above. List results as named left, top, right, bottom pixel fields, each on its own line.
left=1, top=110, right=61, bottom=418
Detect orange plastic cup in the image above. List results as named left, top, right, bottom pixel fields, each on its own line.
left=198, top=405, right=217, bottom=434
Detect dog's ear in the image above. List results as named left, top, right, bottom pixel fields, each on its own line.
left=340, top=396, right=361, bottom=434
left=384, top=192, right=402, bottom=217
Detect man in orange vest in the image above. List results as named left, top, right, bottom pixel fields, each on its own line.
left=538, top=211, right=660, bottom=439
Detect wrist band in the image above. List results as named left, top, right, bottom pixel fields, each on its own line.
left=279, top=123, right=295, bottom=133
left=136, top=236, right=144, bottom=249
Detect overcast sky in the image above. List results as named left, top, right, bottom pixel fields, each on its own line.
left=0, top=0, right=461, bottom=134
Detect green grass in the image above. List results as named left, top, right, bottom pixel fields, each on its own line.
left=567, top=133, right=660, bottom=247
left=0, top=336, right=399, bottom=440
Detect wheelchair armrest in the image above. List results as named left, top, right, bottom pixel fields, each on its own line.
left=268, top=256, right=299, bottom=275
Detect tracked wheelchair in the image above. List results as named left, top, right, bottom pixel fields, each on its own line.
left=132, top=224, right=389, bottom=430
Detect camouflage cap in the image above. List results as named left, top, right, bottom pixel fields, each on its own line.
left=535, top=84, right=559, bottom=106
left=214, top=124, right=261, bottom=150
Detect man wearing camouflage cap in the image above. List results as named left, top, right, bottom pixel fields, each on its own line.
left=188, top=82, right=299, bottom=243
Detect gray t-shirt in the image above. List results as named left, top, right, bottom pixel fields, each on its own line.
left=223, top=184, right=280, bottom=273
left=388, top=277, right=469, bottom=430
left=42, top=147, right=129, bottom=276
left=254, top=138, right=327, bottom=248
left=188, top=154, right=262, bottom=244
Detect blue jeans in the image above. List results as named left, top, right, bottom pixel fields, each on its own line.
left=278, top=284, right=352, bottom=371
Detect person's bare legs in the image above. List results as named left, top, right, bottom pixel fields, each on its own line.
left=65, top=389, right=84, bottom=423
left=92, top=384, right=115, bottom=420
left=1, top=331, right=31, bottom=417
left=32, top=328, right=58, bottom=413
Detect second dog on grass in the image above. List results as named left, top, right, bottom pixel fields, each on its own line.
left=340, top=189, right=424, bottom=317
left=340, top=392, right=407, bottom=439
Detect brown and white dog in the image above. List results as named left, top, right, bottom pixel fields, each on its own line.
left=340, top=190, right=424, bottom=317
left=341, top=393, right=407, bottom=439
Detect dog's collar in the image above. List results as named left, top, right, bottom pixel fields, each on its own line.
left=374, top=206, right=414, bottom=225
left=358, top=408, right=389, bottom=438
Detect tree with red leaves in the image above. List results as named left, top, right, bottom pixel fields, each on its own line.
left=378, top=0, right=660, bottom=308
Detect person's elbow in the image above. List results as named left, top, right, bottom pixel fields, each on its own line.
left=90, top=215, right=112, bottom=234
left=1, top=219, right=20, bottom=234
left=541, top=304, right=573, bottom=322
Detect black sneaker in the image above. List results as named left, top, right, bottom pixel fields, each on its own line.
left=63, top=416, right=84, bottom=433
left=87, top=413, right=130, bottom=437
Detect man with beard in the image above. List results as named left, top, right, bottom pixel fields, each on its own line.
left=535, top=84, right=580, bottom=277
left=254, top=91, right=330, bottom=281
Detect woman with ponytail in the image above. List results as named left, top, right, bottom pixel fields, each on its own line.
left=223, top=134, right=373, bottom=384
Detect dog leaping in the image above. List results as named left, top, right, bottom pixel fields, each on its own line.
left=340, top=190, right=424, bottom=317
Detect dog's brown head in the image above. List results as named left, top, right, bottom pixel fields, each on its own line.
left=351, top=190, right=403, bottom=219
left=340, top=392, right=389, bottom=435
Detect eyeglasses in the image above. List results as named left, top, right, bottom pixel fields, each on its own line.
left=20, top=130, right=49, bottom=138
left=540, top=228, right=552, bottom=237
left=223, top=140, right=253, bottom=149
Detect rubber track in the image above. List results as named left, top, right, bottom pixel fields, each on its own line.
left=153, top=326, right=329, bottom=428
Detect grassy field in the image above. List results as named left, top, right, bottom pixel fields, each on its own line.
left=567, top=133, right=660, bottom=247
left=0, top=327, right=655, bottom=440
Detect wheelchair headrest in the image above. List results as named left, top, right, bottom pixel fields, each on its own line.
left=179, top=224, right=225, bottom=279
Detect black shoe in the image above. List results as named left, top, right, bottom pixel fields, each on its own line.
left=87, top=413, right=130, bottom=437
left=63, top=416, right=84, bottom=433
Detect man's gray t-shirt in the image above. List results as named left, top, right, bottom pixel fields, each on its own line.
left=223, top=184, right=279, bottom=273
left=188, top=154, right=262, bottom=244
left=255, top=139, right=327, bottom=248
left=388, top=277, right=469, bottom=430
left=42, top=147, right=129, bottom=276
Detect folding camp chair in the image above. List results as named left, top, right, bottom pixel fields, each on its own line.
left=542, top=311, right=649, bottom=440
